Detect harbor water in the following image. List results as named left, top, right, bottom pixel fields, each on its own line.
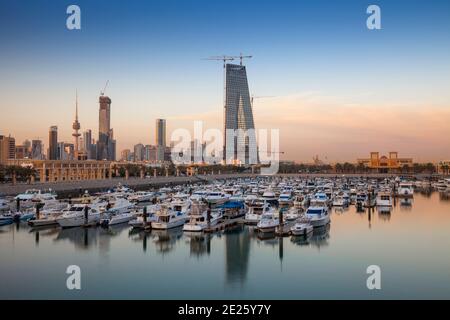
left=1, top=191, right=450, bottom=299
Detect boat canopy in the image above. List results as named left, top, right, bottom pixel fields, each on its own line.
left=218, top=201, right=244, bottom=209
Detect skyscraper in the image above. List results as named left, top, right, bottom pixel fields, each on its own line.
left=155, top=119, right=166, bottom=147
left=97, top=95, right=116, bottom=160
left=82, top=130, right=93, bottom=159
left=223, top=63, right=257, bottom=165
left=48, top=126, right=58, bottom=160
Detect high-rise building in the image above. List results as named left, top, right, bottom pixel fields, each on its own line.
left=31, top=140, right=44, bottom=160
left=57, top=142, right=74, bottom=161
left=15, top=145, right=28, bottom=159
left=0, top=135, right=15, bottom=164
left=97, top=95, right=116, bottom=161
left=82, top=130, right=93, bottom=159
left=223, top=63, right=257, bottom=165
left=48, top=126, right=58, bottom=160
left=134, top=143, right=144, bottom=162
left=72, top=91, right=81, bottom=160
left=23, top=140, right=32, bottom=157
left=156, top=119, right=166, bottom=147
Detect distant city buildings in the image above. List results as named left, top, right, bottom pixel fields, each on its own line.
left=120, top=149, right=131, bottom=161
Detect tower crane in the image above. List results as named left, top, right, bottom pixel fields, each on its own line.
left=203, top=55, right=235, bottom=68
left=100, top=80, right=109, bottom=96
left=231, top=53, right=253, bottom=66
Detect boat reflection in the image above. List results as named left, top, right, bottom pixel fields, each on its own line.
left=291, top=223, right=330, bottom=249
left=184, top=232, right=212, bottom=257
left=150, top=227, right=183, bottom=254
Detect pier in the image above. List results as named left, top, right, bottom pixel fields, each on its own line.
left=203, top=218, right=243, bottom=233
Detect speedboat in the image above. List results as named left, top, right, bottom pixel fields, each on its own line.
left=304, top=206, right=330, bottom=228
left=261, top=189, right=278, bottom=205
left=12, top=210, right=35, bottom=222
left=256, top=209, right=279, bottom=233
left=15, top=189, right=57, bottom=202
left=56, top=204, right=101, bottom=228
left=332, top=195, right=346, bottom=207
left=285, top=207, right=301, bottom=221
left=290, top=223, right=313, bottom=236
left=100, top=210, right=135, bottom=227
left=311, top=192, right=329, bottom=207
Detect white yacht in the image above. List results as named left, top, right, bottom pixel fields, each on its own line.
left=100, top=210, right=135, bottom=227
left=128, top=191, right=154, bottom=203
left=245, top=199, right=269, bottom=224
left=56, top=204, right=101, bottom=228
left=304, top=206, right=330, bottom=228
left=290, top=223, right=313, bottom=236
left=311, top=192, right=329, bottom=207
left=285, top=207, right=301, bottom=221
left=397, top=182, right=414, bottom=198
left=0, top=198, right=9, bottom=212
left=204, top=191, right=230, bottom=206
left=15, top=189, right=56, bottom=202
left=261, top=189, right=278, bottom=205
left=376, top=191, right=393, bottom=207
left=256, top=208, right=279, bottom=233
left=151, top=206, right=188, bottom=230
left=332, top=195, right=346, bottom=207
left=183, top=203, right=222, bottom=232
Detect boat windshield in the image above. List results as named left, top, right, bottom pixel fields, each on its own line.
left=307, top=209, right=324, bottom=215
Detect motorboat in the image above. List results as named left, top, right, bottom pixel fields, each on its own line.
left=0, top=214, right=14, bottom=226
left=310, top=192, right=329, bottom=207
left=151, top=206, right=188, bottom=230
left=397, top=182, right=414, bottom=198
left=376, top=191, right=393, bottom=207
left=128, top=191, right=154, bottom=203
left=100, top=210, right=135, bottom=227
left=0, top=198, right=9, bottom=212
left=183, top=204, right=222, bottom=232
left=304, top=206, right=330, bottom=228
left=285, top=207, right=301, bottom=221
left=290, top=223, right=313, bottom=236
left=56, top=204, right=101, bottom=228
left=245, top=199, right=269, bottom=224
left=15, top=189, right=57, bottom=202
left=204, top=191, right=230, bottom=206
left=332, top=195, right=346, bottom=207
left=256, top=208, right=279, bottom=233
left=12, top=210, right=35, bottom=222
left=260, top=189, right=278, bottom=205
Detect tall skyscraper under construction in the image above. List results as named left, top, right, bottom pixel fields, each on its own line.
left=97, top=95, right=116, bottom=161
left=223, top=63, right=257, bottom=165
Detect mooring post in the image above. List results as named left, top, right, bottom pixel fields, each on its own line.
left=16, top=198, right=20, bottom=212
left=84, top=205, right=89, bottom=226
left=143, top=206, right=148, bottom=226
left=36, top=203, right=40, bottom=220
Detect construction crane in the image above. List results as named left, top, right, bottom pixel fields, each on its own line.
left=231, top=53, right=253, bottom=66
left=100, top=80, right=109, bottom=96
left=203, top=55, right=235, bottom=68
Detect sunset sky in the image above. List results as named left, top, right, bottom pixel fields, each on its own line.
left=0, top=0, right=449, bottom=162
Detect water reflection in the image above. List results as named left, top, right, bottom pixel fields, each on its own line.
left=225, top=225, right=250, bottom=285
left=184, top=232, right=212, bottom=257
left=151, top=227, right=183, bottom=254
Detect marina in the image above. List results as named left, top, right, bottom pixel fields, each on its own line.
left=1, top=175, right=450, bottom=299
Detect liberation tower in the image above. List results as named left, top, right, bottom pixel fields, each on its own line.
left=72, top=90, right=81, bottom=160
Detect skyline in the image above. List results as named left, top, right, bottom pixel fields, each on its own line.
left=1, top=0, right=450, bottom=162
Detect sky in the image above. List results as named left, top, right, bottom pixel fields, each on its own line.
left=0, top=0, right=449, bottom=162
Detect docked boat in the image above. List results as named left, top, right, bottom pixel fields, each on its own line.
left=376, top=191, right=393, bottom=207
left=183, top=204, right=222, bottom=232
left=278, top=191, right=293, bottom=206
left=56, top=204, right=101, bottom=228
left=100, top=210, right=135, bottom=227
left=15, top=189, right=57, bottom=202
left=204, top=191, right=230, bottom=206
left=261, top=189, right=278, bottom=205
left=128, top=191, right=154, bottom=203
left=285, top=207, right=301, bottom=221
left=151, top=206, right=188, bottom=230
left=397, top=182, right=414, bottom=198
left=12, top=210, right=35, bottom=221
left=304, top=206, right=330, bottom=228
left=290, top=223, right=313, bottom=236
left=0, top=198, right=9, bottom=212
left=0, top=214, right=14, bottom=226
left=245, top=199, right=269, bottom=224
left=256, top=208, right=279, bottom=233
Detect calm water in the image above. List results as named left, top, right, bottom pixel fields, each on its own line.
left=1, top=191, right=450, bottom=299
